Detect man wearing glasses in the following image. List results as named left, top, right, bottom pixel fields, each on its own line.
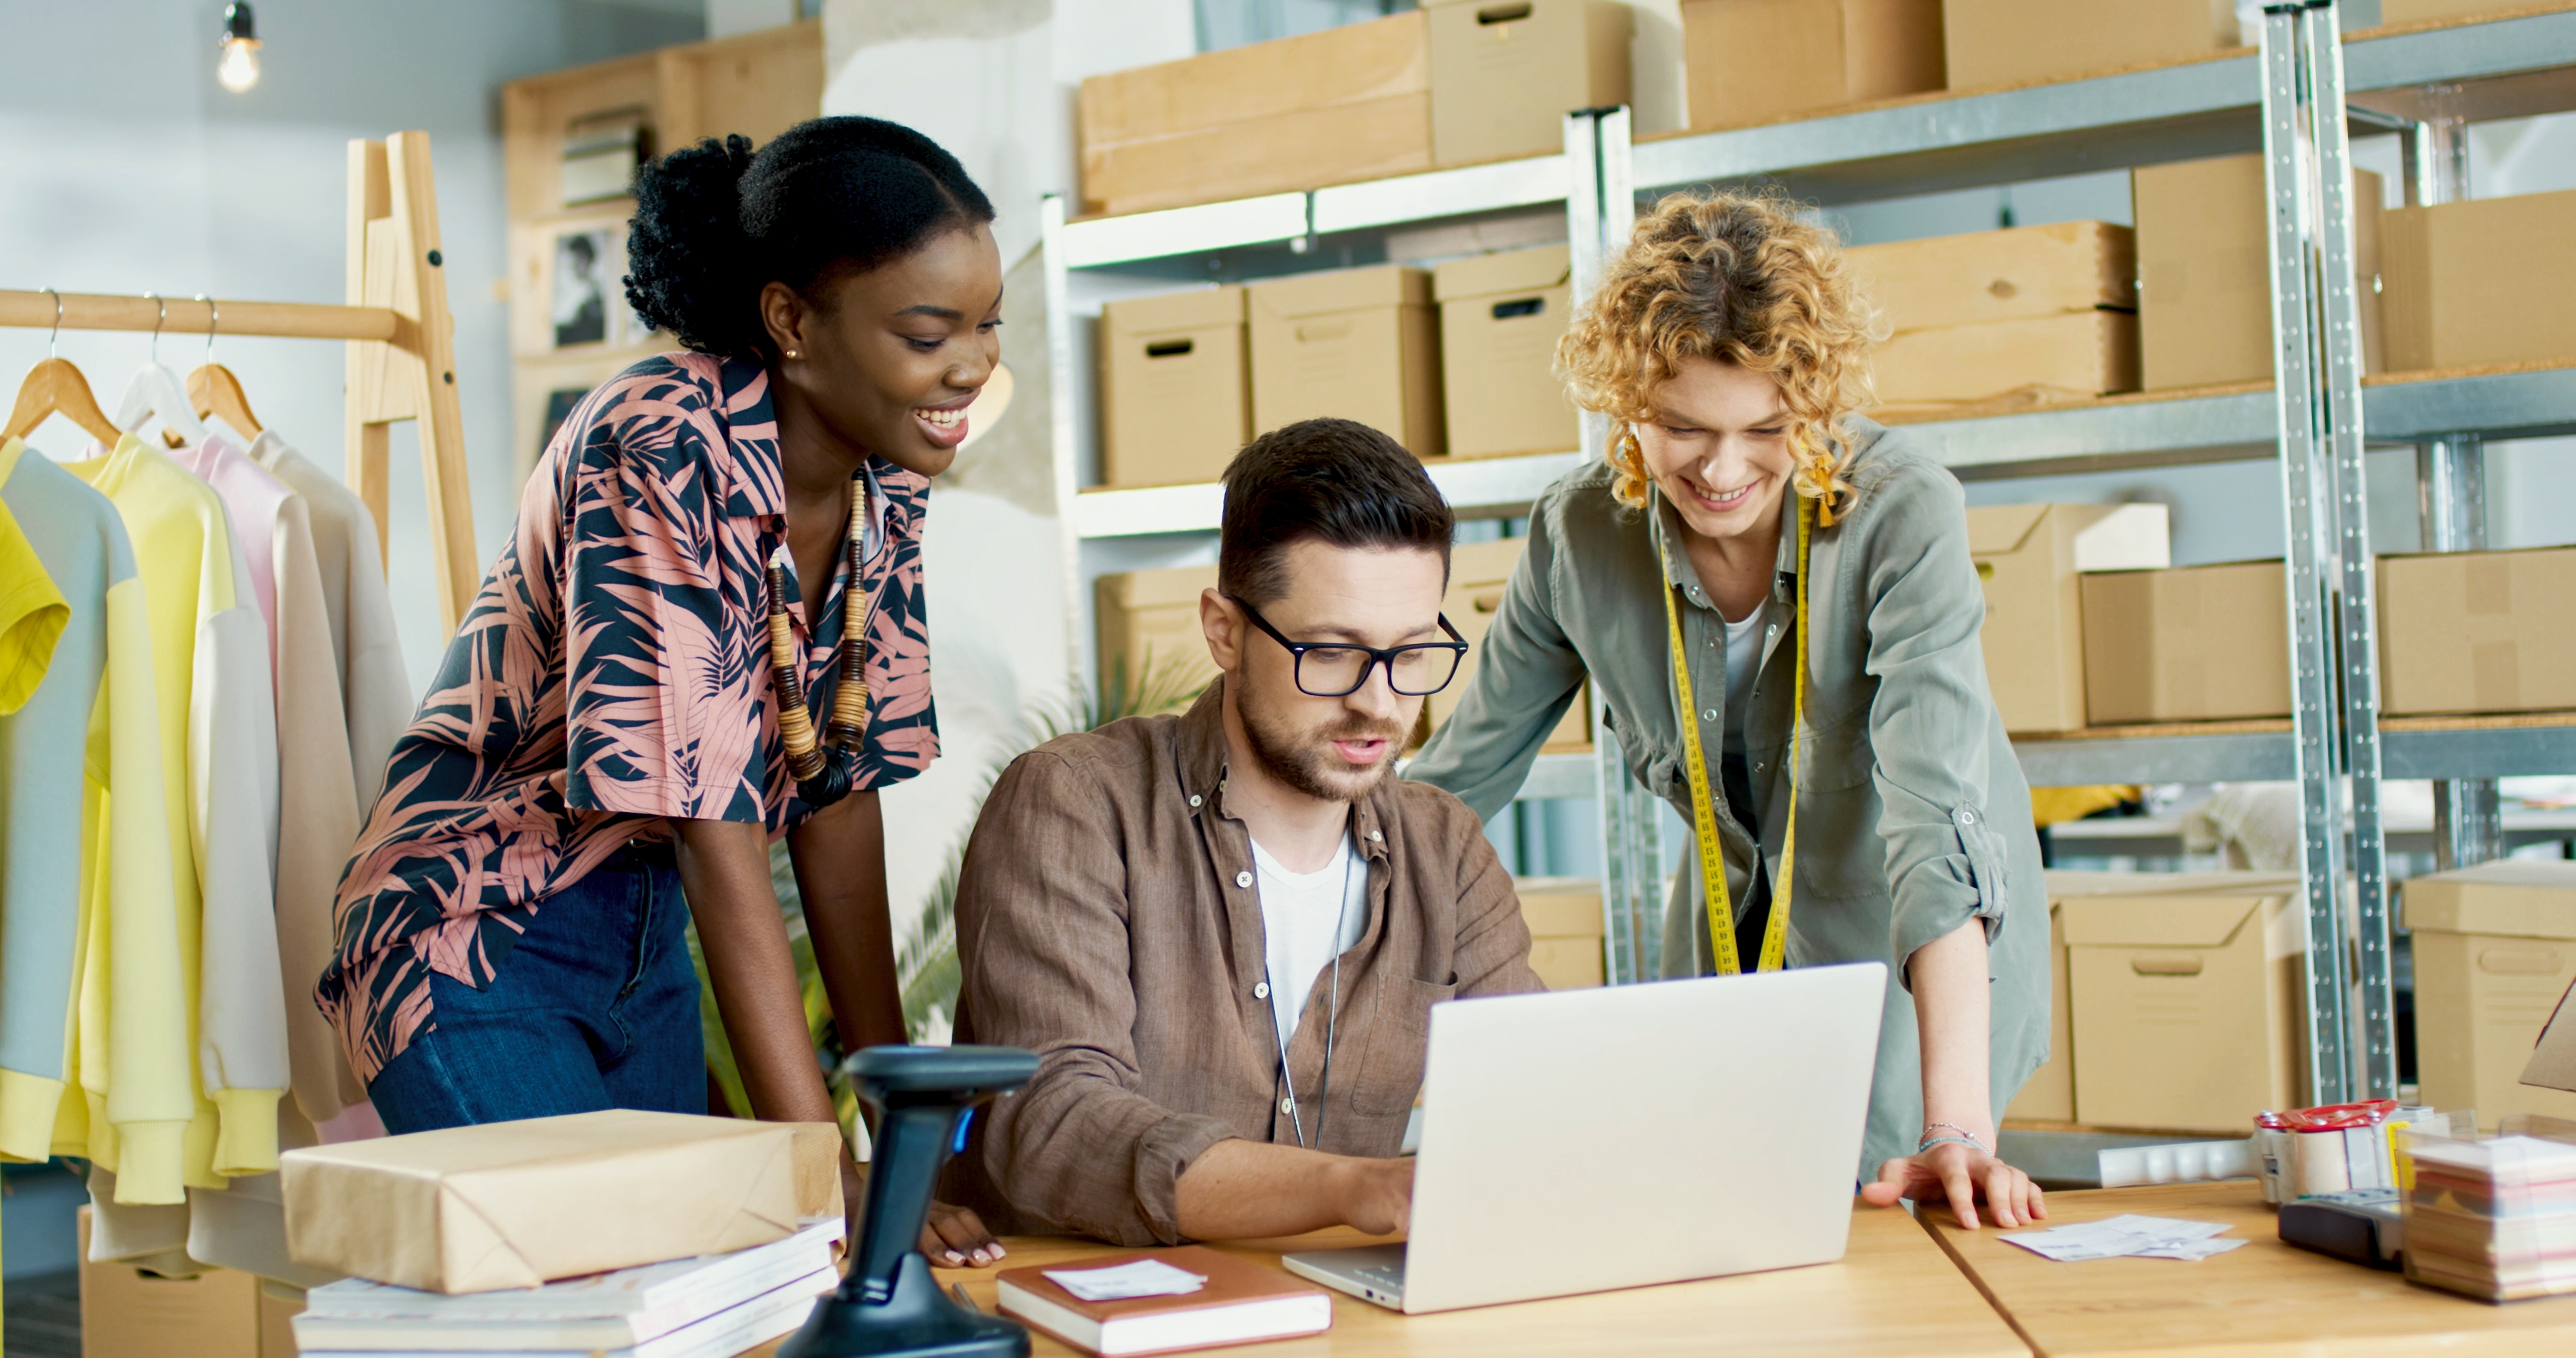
left=948, top=418, right=1543, bottom=1249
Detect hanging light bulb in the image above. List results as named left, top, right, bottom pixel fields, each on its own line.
left=216, top=3, right=261, bottom=93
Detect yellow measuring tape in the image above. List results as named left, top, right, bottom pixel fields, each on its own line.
left=1660, top=492, right=1813, bottom=975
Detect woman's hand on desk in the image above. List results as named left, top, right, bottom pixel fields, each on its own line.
left=1862, top=1140, right=2045, bottom=1230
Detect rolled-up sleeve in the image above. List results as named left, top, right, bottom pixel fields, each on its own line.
left=1408, top=505, right=1589, bottom=821
left=956, top=751, right=1233, bottom=1247
left=1856, top=468, right=2009, bottom=983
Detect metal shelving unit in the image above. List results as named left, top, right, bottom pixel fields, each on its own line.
left=1040, top=1, right=2576, bottom=1106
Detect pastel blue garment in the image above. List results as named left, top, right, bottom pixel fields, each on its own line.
left=0, top=439, right=142, bottom=1159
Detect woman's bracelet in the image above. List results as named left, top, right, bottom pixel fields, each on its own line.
left=1918, top=1122, right=1989, bottom=1154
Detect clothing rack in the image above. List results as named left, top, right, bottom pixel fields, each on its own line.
left=0, top=130, right=477, bottom=632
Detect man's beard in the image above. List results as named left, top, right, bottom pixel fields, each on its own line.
left=1238, top=672, right=1406, bottom=804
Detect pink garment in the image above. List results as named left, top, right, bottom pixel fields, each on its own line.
left=174, top=436, right=287, bottom=660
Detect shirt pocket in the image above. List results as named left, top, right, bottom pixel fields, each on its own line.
left=1348, top=976, right=1456, bottom=1117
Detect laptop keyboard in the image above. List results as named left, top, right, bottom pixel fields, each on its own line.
left=1348, top=1261, right=1407, bottom=1289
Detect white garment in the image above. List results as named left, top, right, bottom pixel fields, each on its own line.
left=1721, top=605, right=1765, bottom=753
left=1250, top=832, right=1369, bottom=1050
left=245, top=431, right=413, bottom=811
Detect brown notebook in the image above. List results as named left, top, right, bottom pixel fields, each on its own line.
left=994, top=1246, right=1333, bottom=1356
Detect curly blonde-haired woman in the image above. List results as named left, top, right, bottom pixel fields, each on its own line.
left=1409, top=190, right=2050, bottom=1230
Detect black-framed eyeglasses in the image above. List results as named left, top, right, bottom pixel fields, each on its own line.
left=1229, top=595, right=1469, bottom=698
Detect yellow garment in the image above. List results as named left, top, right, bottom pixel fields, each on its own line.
left=0, top=496, right=68, bottom=713
left=54, top=435, right=284, bottom=1203
left=2029, top=785, right=2141, bottom=827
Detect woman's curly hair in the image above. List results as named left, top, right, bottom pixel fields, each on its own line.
left=1558, top=189, right=1880, bottom=522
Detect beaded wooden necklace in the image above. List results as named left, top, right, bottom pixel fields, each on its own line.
left=763, top=482, right=877, bottom=807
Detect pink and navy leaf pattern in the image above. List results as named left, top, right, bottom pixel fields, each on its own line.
left=320, top=353, right=938, bottom=1083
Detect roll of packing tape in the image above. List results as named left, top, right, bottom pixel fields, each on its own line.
left=2294, top=1128, right=2352, bottom=1197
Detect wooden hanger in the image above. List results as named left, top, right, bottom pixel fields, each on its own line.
left=3, top=290, right=121, bottom=445
left=187, top=295, right=261, bottom=438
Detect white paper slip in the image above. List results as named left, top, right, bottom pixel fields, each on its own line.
left=2001, top=1215, right=2238, bottom=1262
left=1041, top=1258, right=1209, bottom=1302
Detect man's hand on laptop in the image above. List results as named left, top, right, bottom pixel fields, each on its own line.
left=1860, top=1135, right=2046, bottom=1231
left=1328, top=1156, right=1417, bottom=1235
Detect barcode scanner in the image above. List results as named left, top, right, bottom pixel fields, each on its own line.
left=778, top=1044, right=1040, bottom=1358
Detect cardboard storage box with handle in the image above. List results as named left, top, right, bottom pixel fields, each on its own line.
left=1099, top=287, right=1249, bottom=489
left=1095, top=564, right=1223, bottom=707
left=1427, top=0, right=1630, bottom=167
left=1433, top=244, right=1579, bottom=460
left=1516, top=877, right=1607, bottom=990
left=2406, top=861, right=2576, bottom=1129
left=2062, top=876, right=2307, bottom=1134
left=1431, top=537, right=1589, bottom=751
left=1077, top=12, right=1430, bottom=216
left=79, top=1208, right=304, bottom=1358
left=280, top=1110, right=842, bottom=1293
left=2079, top=560, right=2291, bottom=724
left=2377, top=544, right=2576, bottom=716
left=1680, top=0, right=1945, bottom=130
left=1249, top=264, right=1445, bottom=458
left=1967, top=501, right=2170, bottom=734
left=1943, top=0, right=2243, bottom=92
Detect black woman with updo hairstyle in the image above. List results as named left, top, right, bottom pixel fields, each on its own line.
left=321, top=117, right=1005, bottom=1264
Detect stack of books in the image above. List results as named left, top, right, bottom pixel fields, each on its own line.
left=2402, top=1135, right=2576, bottom=1301
left=292, top=1218, right=842, bottom=1358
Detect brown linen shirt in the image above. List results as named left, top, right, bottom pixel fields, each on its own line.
left=950, top=681, right=1543, bottom=1246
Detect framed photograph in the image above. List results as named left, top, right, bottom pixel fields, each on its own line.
left=551, top=227, right=614, bottom=348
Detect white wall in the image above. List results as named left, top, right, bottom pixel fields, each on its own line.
left=0, top=0, right=701, bottom=697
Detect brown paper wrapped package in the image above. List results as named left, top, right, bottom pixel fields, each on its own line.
left=280, top=1110, right=843, bottom=1293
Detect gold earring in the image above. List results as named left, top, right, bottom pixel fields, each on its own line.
left=784, top=348, right=799, bottom=359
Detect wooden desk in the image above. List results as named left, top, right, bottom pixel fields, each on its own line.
left=891, top=1201, right=2018, bottom=1357
left=1923, top=1181, right=2576, bottom=1355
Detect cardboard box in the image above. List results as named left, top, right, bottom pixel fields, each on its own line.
left=2406, top=861, right=2576, bottom=1129
left=2380, top=1, right=2530, bottom=26
left=2063, top=876, right=2308, bottom=1133
left=1872, top=310, right=2140, bottom=406
left=2006, top=897, right=2075, bottom=1121
left=1516, top=876, right=1607, bottom=990
left=78, top=1208, right=303, bottom=1358
left=1077, top=13, right=1431, bottom=215
left=280, top=1110, right=838, bottom=1294
left=2378, top=546, right=2576, bottom=715
left=1434, top=537, right=1589, bottom=751
left=1967, top=502, right=2171, bottom=734
left=1680, top=0, right=1945, bottom=130
left=1944, top=0, right=2241, bottom=92
left=2080, top=561, right=2290, bottom=724
left=1100, top=287, right=1250, bottom=489
left=1096, top=564, right=1223, bottom=707
left=1428, top=0, right=1631, bottom=167
left=1249, top=265, right=1444, bottom=458
left=2135, top=155, right=2385, bottom=390
left=1433, top=245, right=1579, bottom=460
left=1848, top=221, right=2135, bottom=334
left=2382, top=187, right=2576, bottom=372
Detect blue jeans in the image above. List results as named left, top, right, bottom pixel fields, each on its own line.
left=367, top=842, right=708, bottom=1132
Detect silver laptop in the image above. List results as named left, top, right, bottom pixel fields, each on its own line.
left=1282, top=962, right=1886, bottom=1314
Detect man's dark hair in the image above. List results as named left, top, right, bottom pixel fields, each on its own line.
left=1217, top=418, right=1454, bottom=608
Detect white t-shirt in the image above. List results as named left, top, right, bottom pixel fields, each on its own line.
left=1721, top=605, right=1765, bottom=753
left=1250, top=832, right=1370, bottom=1049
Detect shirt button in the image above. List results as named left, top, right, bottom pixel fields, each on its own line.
left=1280, top=1096, right=1296, bottom=1116
left=1236, top=871, right=1253, bottom=888
left=1954, top=809, right=1977, bottom=826
left=1189, top=794, right=1203, bottom=808
left=1755, top=762, right=1767, bottom=773
left=1702, top=709, right=1719, bottom=722
left=1254, top=981, right=1270, bottom=1000
left=1369, top=829, right=1383, bottom=842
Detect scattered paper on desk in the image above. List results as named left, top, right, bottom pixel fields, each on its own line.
left=2001, top=1215, right=2243, bottom=1262
left=1043, top=1258, right=1209, bottom=1301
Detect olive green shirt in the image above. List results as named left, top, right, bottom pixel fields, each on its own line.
left=1407, top=419, right=2049, bottom=1173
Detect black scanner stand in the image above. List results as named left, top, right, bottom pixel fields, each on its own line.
left=778, top=1045, right=1040, bottom=1358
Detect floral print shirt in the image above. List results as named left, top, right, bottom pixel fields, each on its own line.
left=321, top=354, right=938, bottom=1083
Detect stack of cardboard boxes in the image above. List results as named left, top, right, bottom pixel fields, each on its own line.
left=1851, top=221, right=2140, bottom=408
